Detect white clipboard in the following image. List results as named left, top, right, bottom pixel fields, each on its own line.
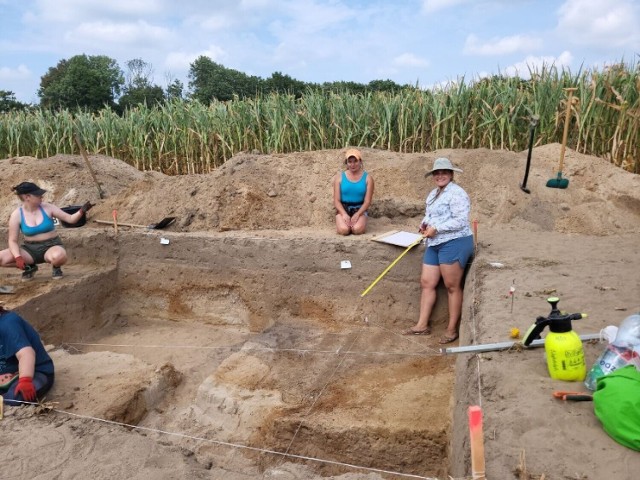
left=371, top=230, right=423, bottom=248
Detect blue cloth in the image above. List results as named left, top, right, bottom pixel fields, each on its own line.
left=19, top=205, right=56, bottom=237
left=340, top=171, right=368, bottom=205
left=423, top=234, right=474, bottom=268
left=0, top=311, right=54, bottom=375
left=421, top=182, right=472, bottom=247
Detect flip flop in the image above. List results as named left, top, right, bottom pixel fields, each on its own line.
left=439, top=334, right=459, bottom=344
left=402, top=326, right=432, bottom=336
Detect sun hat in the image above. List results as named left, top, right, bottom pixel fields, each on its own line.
left=13, top=181, right=47, bottom=196
left=344, top=148, right=362, bottom=162
left=426, top=157, right=463, bottom=176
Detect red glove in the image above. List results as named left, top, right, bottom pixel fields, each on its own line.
left=14, top=255, right=25, bottom=270
left=14, top=376, right=37, bottom=402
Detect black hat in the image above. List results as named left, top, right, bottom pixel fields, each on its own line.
left=13, top=182, right=47, bottom=196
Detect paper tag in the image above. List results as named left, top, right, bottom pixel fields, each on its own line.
left=340, top=260, right=352, bottom=269
left=160, top=238, right=170, bottom=245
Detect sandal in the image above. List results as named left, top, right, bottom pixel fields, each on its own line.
left=438, top=334, right=459, bottom=344
left=402, top=326, right=432, bottom=336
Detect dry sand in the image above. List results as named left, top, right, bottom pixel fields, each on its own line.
left=1, top=145, right=639, bottom=479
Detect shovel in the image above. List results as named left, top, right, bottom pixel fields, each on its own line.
left=520, top=115, right=539, bottom=194
left=94, top=216, right=176, bottom=230
left=547, top=88, right=577, bottom=189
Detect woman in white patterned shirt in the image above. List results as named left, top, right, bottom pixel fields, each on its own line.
left=403, top=157, right=473, bottom=344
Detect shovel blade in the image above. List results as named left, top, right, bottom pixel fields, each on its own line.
left=150, top=217, right=176, bottom=229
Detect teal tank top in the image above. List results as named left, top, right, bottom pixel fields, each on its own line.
left=20, top=205, right=56, bottom=237
left=340, top=171, right=368, bottom=205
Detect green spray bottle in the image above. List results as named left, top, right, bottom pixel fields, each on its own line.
left=522, top=297, right=587, bottom=381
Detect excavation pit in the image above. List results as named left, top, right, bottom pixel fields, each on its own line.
left=5, top=229, right=460, bottom=479
left=4, top=147, right=639, bottom=478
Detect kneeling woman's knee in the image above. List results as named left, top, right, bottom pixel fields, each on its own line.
left=48, top=249, right=67, bottom=264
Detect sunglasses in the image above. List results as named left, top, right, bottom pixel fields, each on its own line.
left=347, top=157, right=360, bottom=163
left=432, top=170, right=451, bottom=176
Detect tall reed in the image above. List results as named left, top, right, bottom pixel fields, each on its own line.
left=1, top=62, right=638, bottom=174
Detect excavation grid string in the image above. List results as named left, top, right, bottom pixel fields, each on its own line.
left=62, top=342, right=443, bottom=357
left=6, top=399, right=439, bottom=480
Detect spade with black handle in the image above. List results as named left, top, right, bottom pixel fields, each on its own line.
left=520, top=115, right=539, bottom=194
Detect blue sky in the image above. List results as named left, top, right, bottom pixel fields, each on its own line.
left=1, top=0, right=639, bottom=104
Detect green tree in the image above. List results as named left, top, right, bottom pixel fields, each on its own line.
left=166, top=79, right=184, bottom=100
left=188, top=56, right=261, bottom=102
left=118, top=58, right=165, bottom=110
left=38, top=54, right=123, bottom=111
left=321, top=81, right=367, bottom=95
left=368, top=79, right=406, bottom=92
left=264, top=72, right=307, bottom=97
left=0, top=90, right=29, bottom=112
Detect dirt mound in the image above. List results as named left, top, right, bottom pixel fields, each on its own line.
left=2, top=146, right=638, bottom=235
left=0, top=154, right=144, bottom=221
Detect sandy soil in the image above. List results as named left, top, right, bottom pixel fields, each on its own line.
left=1, top=145, right=639, bottom=479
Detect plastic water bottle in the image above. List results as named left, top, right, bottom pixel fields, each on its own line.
left=585, top=313, right=640, bottom=390
left=612, top=313, right=640, bottom=347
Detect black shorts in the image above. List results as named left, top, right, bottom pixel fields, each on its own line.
left=341, top=203, right=363, bottom=216
left=21, top=236, right=64, bottom=264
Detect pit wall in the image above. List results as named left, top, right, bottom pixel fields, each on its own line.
left=109, top=231, right=451, bottom=332
left=8, top=230, right=120, bottom=344
left=448, top=248, right=481, bottom=478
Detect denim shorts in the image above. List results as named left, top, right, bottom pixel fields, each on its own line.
left=21, top=236, right=64, bottom=264
left=423, top=235, right=474, bottom=268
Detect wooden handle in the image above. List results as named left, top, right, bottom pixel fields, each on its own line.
left=74, top=133, right=105, bottom=199
left=95, top=219, right=146, bottom=228
left=558, top=88, right=577, bottom=172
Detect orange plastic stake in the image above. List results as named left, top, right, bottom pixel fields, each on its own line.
left=112, top=209, right=118, bottom=235
left=468, top=405, right=486, bottom=480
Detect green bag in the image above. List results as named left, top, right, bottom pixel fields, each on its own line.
left=593, top=365, right=640, bottom=451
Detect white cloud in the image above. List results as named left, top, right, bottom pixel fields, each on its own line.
left=393, top=53, right=429, bottom=68
left=164, top=45, right=227, bottom=71
left=0, top=64, right=31, bottom=80
left=198, top=14, right=234, bottom=31
left=557, top=0, right=640, bottom=48
left=64, top=20, right=172, bottom=48
left=30, top=0, right=164, bottom=24
left=422, top=0, right=469, bottom=14
left=503, top=51, right=573, bottom=77
left=464, top=34, right=543, bottom=56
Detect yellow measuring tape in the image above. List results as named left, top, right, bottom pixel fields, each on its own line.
left=360, top=237, right=423, bottom=297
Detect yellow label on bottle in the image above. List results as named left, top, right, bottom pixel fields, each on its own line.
left=546, top=332, right=586, bottom=381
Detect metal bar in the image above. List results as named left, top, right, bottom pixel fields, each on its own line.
left=440, top=333, right=602, bottom=355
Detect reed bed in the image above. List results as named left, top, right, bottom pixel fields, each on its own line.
left=1, top=63, right=638, bottom=174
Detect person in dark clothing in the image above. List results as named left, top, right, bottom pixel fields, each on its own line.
left=0, top=305, right=55, bottom=405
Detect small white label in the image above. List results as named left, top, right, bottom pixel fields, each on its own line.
left=160, top=238, right=170, bottom=245
left=340, top=260, right=352, bottom=269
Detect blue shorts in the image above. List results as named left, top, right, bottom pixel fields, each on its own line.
left=423, top=235, right=474, bottom=268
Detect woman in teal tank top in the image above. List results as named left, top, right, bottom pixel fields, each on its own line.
left=0, top=182, right=92, bottom=281
left=332, top=148, right=375, bottom=235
